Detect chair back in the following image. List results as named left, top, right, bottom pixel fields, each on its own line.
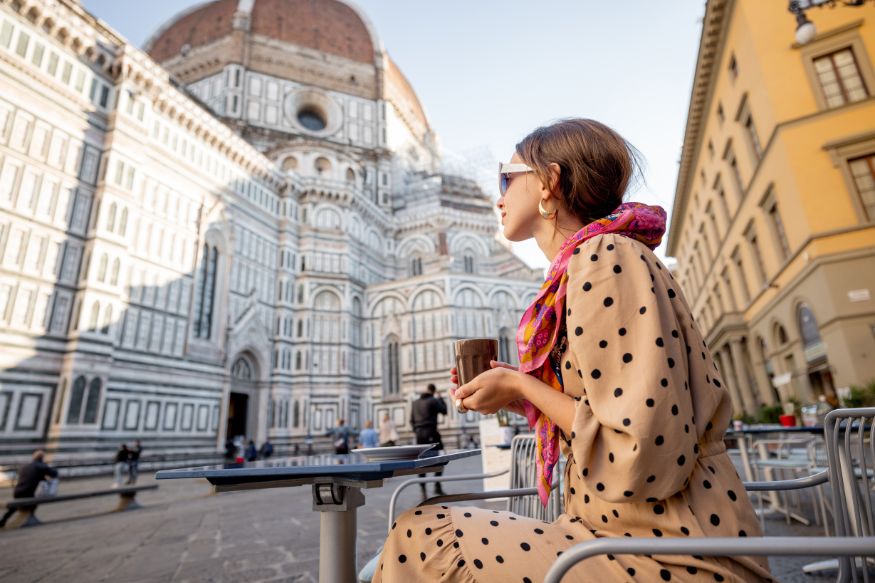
left=507, top=434, right=563, bottom=522
left=824, top=407, right=875, bottom=582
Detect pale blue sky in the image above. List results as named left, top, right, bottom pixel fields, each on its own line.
left=82, top=0, right=706, bottom=267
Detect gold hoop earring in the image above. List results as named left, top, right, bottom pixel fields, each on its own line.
left=538, top=200, right=557, bottom=220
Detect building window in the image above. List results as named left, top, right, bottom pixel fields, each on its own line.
left=848, top=154, right=875, bottom=221
left=728, top=53, right=738, bottom=81
left=706, top=202, right=721, bottom=243
left=721, top=267, right=737, bottom=311
left=744, top=223, right=768, bottom=287
left=382, top=335, right=401, bottom=398
left=193, top=244, right=219, bottom=339
left=731, top=247, right=751, bottom=305
left=813, top=48, right=869, bottom=108
left=736, top=95, right=762, bottom=160
left=713, top=174, right=731, bottom=225
left=760, top=187, right=791, bottom=260
left=717, top=102, right=725, bottom=125
left=723, top=141, right=745, bottom=199
left=66, top=376, right=86, bottom=424
left=410, top=257, right=422, bottom=276
left=463, top=255, right=475, bottom=274
left=83, top=378, right=101, bottom=423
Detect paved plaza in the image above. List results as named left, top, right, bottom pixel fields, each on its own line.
left=0, top=455, right=848, bottom=582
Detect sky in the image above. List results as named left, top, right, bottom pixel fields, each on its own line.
left=81, top=0, right=706, bottom=268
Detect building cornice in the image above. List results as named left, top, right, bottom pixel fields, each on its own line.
left=667, top=0, right=734, bottom=256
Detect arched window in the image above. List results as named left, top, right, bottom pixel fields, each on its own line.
left=119, top=207, right=128, bottom=236
left=66, top=375, right=87, bottom=424
left=295, top=351, right=302, bottom=370
left=101, top=304, right=113, bottom=334
left=463, top=254, right=475, bottom=274
left=97, top=253, right=108, bottom=282
left=106, top=202, right=117, bottom=232
left=382, top=334, right=401, bottom=398
left=83, top=378, right=101, bottom=424
left=798, top=304, right=826, bottom=363
left=797, top=305, right=822, bottom=350
left=267, top=399, right=275, bottom=428
left=110, top=258, right=120, bottom=286
left=345, top=167, right=356, bottom=182
left=88, top=300, right=100, bottom=329
left=193, top=244, right=219, bottom=339
left=773, top=322, right=789, bottom=346
left=410, top=257, right=422, bottom=277
left=293, top=401, right=300, bottom=427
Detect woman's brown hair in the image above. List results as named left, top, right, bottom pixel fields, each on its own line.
left=515, top=118, right=643, bottom=225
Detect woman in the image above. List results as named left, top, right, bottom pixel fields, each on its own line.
left=374, top=119, right=773, bottom=582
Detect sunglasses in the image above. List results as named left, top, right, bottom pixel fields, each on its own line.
left=498, top=162, right=533, bottom=195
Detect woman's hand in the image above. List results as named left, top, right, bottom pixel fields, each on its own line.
left=453, top=360, right=527, bottom=415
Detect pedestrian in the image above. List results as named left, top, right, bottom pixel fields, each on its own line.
left=112, top=444, right=129, bottom=487
left=357, top=420, right=379, bottom=449
left=327, top=418, right=354, bottom=454
left=259, top=438, right=274, bottom=459
left=378, top=412, right=398, bottom=447
left=244, top=439, right=257, bottom=462
left=0, top=450, right=59, bottom=527
left=127, top=440, right=142, bottom=484
left=410, top=383, right=447, bottom=497
left=224, top=437, right=236, bottom=460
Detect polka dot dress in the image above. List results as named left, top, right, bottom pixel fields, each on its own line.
left=374, top=234, right=774, bottom=583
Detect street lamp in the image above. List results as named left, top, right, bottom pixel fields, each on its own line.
left=788, top=0, right=875, bottom=45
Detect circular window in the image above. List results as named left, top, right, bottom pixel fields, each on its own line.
left=297, top=107, right=326, bottom=132
left=282, top=156, right=299, bottom=171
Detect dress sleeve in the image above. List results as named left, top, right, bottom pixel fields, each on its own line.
left=564, top=234, right=697, bottom=503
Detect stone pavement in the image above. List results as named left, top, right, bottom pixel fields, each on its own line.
left=0, top=454, right=851, bottom=582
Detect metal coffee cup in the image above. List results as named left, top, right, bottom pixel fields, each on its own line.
left=453, top=338, right=498, bottom=412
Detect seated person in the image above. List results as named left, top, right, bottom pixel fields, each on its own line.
left=374, top=119, right=773, bottom=582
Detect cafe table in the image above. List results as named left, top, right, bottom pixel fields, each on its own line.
left=156, top=449, right=481, bottom=583
left=725, top=425, right=824, bottom=525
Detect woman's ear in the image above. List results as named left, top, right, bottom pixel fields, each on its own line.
left=546, top=162, right=562, bottom=198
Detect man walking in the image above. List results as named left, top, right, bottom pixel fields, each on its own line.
left=0, top=450, right=59, bottom=527
left=410, top=383, right=447, bottom=498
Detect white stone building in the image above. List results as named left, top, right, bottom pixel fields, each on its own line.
left=0, top=0, right=540, bottom=466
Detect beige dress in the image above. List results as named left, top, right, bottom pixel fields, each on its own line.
left=373, top=233, right=774, bottom=582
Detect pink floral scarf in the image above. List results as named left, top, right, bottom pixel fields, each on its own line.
left=516, top=202, right=667, bottom=505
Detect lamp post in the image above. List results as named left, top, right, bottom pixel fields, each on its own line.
left=788, top=0, right=874, bottom=45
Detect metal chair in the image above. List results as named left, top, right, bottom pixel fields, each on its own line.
left=414, top=434, right=564, bottom=521
left=545, top=407, right=875, bottom=583
left=358, top=435, right=562, bottom=583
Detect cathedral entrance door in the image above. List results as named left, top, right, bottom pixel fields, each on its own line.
left=227, top=392, right=249, bottom=441
left=228, top=354, right=258, bottom=442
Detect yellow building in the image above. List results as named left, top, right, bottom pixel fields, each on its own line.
left=667, top=0, right=875, bottom=417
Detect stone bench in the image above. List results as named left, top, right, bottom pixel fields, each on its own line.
left=2, top=484, right=159, bottom=528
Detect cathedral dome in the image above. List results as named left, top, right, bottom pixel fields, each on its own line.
left=145, top=0, right=377, bottom=65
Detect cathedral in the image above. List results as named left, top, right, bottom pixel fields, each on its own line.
left=0, top=0, right=541, bottom=470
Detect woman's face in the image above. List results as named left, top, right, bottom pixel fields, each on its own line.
left=496, top=152, right=546, bottom=241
